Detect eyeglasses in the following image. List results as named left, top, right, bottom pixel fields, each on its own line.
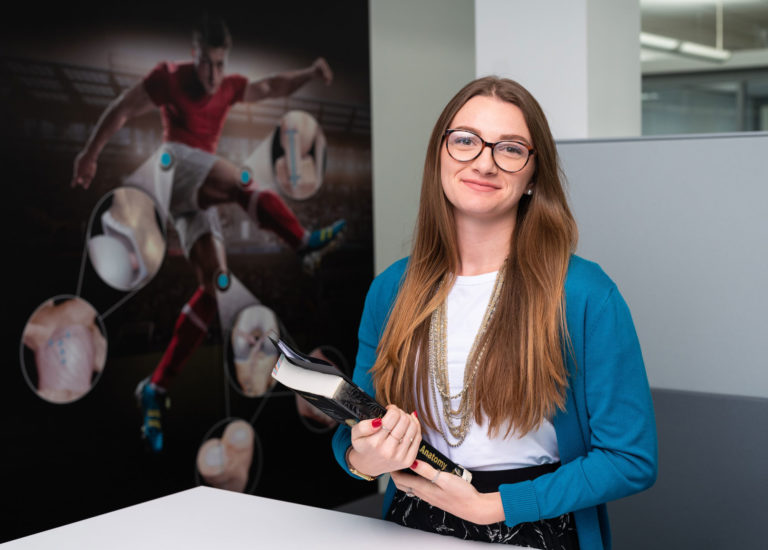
left=444, top=129, right=535, bottom=173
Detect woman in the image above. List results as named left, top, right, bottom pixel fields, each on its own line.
left=332, top=77, right=657, bottom=549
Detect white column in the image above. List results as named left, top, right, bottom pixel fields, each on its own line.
left=475, top=0, right=640, bottom=139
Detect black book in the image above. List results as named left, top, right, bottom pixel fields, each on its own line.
left=271, top=338, right=472, bottom=482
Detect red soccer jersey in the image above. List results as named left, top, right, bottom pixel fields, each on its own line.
left=143, top=62, right=248, bottom=153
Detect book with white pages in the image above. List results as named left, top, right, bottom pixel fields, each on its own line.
left=271, top=337, right=472, bottom=482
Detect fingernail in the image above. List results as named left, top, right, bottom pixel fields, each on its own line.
left=410, top=461, right=418, bottom=470
left=412, top=411, right=418, bottom=418
left=372, top=418, right=382, bottom=428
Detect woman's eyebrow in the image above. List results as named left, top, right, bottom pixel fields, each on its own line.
left=452, top=126, right=531, bottom=145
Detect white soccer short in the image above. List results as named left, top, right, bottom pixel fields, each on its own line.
left=163, top=141, right=223, bottom=256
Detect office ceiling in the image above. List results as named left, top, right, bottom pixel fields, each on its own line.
left=641, top=0, right=768, bottom=51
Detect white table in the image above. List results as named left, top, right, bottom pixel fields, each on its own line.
left=2, top=486, right=526, bottom=549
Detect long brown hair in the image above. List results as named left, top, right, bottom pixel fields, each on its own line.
left=371, top=76, right=578, bottom=437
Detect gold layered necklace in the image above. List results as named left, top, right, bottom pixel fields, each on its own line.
left=428, top=263, right=506, bottom=447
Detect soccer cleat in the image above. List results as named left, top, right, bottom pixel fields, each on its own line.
left=306, top=219, right=346, bottom=251
left=301, top=220, right=346, bottom=274
left=135, top=377, right=170, bottom=453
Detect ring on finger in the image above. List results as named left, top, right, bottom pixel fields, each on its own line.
left=430, top=471, right=440, bottom=483
left=405, top=487, right=414, bottom=498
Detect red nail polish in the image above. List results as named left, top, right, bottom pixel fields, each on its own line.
left=412, top=410, right=418, bottom=418
left=410, top=461, right=418, bottom=469
left=372, top=418, right=382, bottom=428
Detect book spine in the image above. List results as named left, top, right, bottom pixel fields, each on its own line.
left=339, top=384, right=471, bottom=480
left=416, top=441, right=472, bottom=482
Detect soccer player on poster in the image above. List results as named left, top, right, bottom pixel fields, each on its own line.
left=72, top=16, right=345, bottom=452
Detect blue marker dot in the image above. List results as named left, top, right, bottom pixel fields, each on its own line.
left=218, top=273, right=230, bottom=289
left=240, top=170, right=250, bottom=184
left=61, top=359, right=66, bottom=365
left=160, top=152, right=172, bottom=167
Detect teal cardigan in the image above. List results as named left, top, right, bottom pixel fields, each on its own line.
left=332, top=256, right=657, bottom=550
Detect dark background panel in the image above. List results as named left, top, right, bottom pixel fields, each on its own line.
left=610, top=389, right=768, bottom=550
left=0, top=1, right=374, bottom=543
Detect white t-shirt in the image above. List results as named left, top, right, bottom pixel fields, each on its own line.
left=421, top=270, right=560, bottom=471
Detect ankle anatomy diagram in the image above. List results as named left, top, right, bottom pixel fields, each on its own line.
left=19, top=110, right=349, bottom=494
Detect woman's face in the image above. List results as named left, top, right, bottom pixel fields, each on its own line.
left=440, top=95, right=535, bottom=226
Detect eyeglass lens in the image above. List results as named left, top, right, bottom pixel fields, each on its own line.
left=446, top=130, right=530, bottom=172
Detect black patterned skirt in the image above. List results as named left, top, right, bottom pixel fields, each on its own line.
left=386, top=462, right=580, bottom=549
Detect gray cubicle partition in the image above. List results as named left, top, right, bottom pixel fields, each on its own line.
left=558, top=133, right=768, bottom=549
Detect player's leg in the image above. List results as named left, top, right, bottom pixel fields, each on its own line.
left=150, top=233, right=222, bottom=386
left=136, top=233, right=224, bottom=452
left=197, top=158, right=345, bottom=252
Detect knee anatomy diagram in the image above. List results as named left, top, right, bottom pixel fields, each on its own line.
left=20, top=111, right=349, bottom=494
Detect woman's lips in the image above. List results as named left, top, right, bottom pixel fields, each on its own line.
left=462, top=178, right=499, bottom=191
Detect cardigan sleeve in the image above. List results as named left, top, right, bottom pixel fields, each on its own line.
left=499, top=285, right=658, bottom=527
left=331, top=260, right=404, bottom=476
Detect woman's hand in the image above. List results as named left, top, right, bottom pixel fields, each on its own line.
left=391, top=460, right=506, bottom=525
left=347, top=404, right=420, bottom=478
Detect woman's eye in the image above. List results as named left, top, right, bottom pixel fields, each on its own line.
left=498, top=143, right=524, bottom=156
left=452, top=133, right=479, bottom=147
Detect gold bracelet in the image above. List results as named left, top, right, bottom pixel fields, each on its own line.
left=345, top=446, right=377, bottom=481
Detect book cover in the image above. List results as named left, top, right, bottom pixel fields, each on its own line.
left=271, top=338, right=472, bottom=482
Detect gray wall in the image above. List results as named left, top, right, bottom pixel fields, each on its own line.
left=369, top=0, right=475, bottom=274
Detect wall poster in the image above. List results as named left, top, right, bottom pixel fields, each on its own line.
left=1, top=2, right=373, bottom=541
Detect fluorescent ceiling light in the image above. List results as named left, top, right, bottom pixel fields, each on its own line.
left=640, top=32, right=732, bottom=62
left=679, top=41, right=732, bottom=61
left=641, top=32, right=680, bottom=51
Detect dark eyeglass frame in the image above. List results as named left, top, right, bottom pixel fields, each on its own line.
left=444, top=129, right=536, bottom=173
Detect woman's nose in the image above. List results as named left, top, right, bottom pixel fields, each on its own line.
left=472, top=143, right=497, bottom=173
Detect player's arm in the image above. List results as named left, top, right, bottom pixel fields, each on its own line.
left=242, top=57, right=333, bottom=103
left=72, top=82, right=155, bottom=188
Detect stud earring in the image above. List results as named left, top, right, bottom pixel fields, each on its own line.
left=526, top=189, right=533, bottom=196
